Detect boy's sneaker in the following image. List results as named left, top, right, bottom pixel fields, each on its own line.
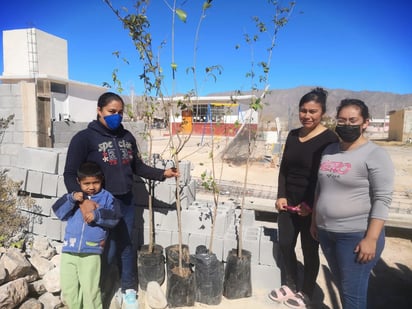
left=123, top=289, right=138, bottom=309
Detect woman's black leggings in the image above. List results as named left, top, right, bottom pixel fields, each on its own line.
left=277, top=211, right=319, bottom=298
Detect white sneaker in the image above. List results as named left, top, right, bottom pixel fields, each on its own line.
left=123, top=289, right=138, bottom=309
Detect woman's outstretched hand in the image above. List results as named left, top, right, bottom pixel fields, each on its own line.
left=163, top=167, right=180, bottom=178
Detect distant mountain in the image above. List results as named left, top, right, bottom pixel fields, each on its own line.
left=210, top=86, right=412, bottom=128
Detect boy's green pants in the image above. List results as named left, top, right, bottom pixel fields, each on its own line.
left=60, top=252, right=102, bottom=309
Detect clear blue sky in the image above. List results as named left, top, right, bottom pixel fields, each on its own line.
left=1, top=0, right=411, bottom=95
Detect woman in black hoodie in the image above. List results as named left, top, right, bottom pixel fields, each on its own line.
left=64, top=92, right=178, bottom=308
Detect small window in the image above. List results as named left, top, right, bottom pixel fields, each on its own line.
left=51, top=82, right=66, bottom=94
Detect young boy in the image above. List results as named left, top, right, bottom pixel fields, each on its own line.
left=53, top=161, right=122, bottom=309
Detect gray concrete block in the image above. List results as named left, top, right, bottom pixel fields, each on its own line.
left=251, top=263, right=281, bottom=291
left=57, top=152, right=67, bottom=175
left=4, top=166, right=27, bottom=184
left=205, top=236, right=224, bottom=261
left=180, top=206, right=210, bottom=235
left=43, top=217, right=63, bottom=241
left=155, top=229, right=173, bottom=249
left=180, top=181, right=196, bottom=209
left=12, top=131, right=24, bottom=144
left=153, top=182, right=175, bottom=206
left=26, top=170, right=44, bottom=194
left=159, top=209, right=178, bottom=231
left=60, top=221, right=67, bottom=242
left=41, top=173, right=59, bottom=197
left=236, top=208, right=255, bottom=227
left=170, top=231, right=190, bottom=250
left=188, top=233, right=208, bottom=254
left=48, top=198, right=60, bottom=219
left=0, top=154, right=12, bottom=167
left=178, top=160, right=191, bottom=185
left=16, top=148, right=59, bottom=174
left=32, top=217, right=48, bottom=236
left=259, top=238, right=279, bottom=266
left=30, top=197, right=54, bottom=216
left=1, top=143, right=21, bottom=158
left=56, top=176, right=67, bottom=196
left=242, top=227, right=261, bottom=265
left=13, top=119, right=25, bottom=132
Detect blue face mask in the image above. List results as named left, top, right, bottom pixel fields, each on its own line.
left=104, top=114, right=123, bottom=130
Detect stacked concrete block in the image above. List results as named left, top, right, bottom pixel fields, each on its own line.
left=5, top=166, right=27, bottom=184
left=205, top=235, right=225, bottom=261
left=56, top=176, right=67, bottom=197
left=187, top=233, right=208, bottom=254
left=259, top=227, right=279, bottom=266
left=25, top=170, right=44, bottom=194
left=170, top=230, right=190, bottom=247
left=251, top=263, right=281, bottom=290
left=41, top=173, right=59, bottom=197
left=155, top=159, right=191, bottom=186
left=29, top=198, right=55, bottom=217
left=16, top=148, right=59, bottom=174
left=152, top=181, right=175, bottom=208
left=179, top=179, right=196, bottom=209
left=40, top=217, right=63, bottom=241
left=57, top=151, right=67, bottom=175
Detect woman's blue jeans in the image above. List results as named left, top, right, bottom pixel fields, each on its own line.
left=104, top=192, right=137, bottom=292
left=318, top=228, right=385, bottom=309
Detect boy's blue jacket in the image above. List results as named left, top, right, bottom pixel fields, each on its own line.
left=52, top=189, right=122, bottom=254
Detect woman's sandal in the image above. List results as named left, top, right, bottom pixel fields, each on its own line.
left=268, top=285, right=295, bottom=302
left=284, top=291, right=310, bottom=309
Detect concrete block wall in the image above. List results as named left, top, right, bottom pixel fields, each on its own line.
left=138, top=198, right=281, bottom=286
left=2, top=143, right=281, bottom=291
left=0, top=84, right=24, bottom=168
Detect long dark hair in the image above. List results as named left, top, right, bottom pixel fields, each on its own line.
left=299, top=87, right=328, bottom=114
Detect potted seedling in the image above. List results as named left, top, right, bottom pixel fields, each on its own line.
left=223, top=1, right=295, bottom=299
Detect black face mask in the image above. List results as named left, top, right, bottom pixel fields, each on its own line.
left=335, top=125, right=362, bottom=143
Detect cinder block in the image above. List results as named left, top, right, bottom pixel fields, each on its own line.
left=170, top=231, right=189, bottom=249
left=242, top=227, right=261, bottom=265
left=12, top=131, right=24, bottom=144
left=32, top=217, right=48, bottom=236
left=16, top=148, right=59, bottom=174
left=60, top=221, right=67, bottom=242
left=181, top=206, right=210, bottom=235
left=57, top=152, right=67, bottom=175
left=236, top=208, right=255, bottom=227
left=153, top=182, right=175, bottom=206
left=0, top=154, right=12, bottom=167
left=259, top=232, right=279, bottom=266
left=155, top=229, right=173, bottom=248
left=178, top=160, right=191, bottom=185
left=180, top=181, right=196, bottom=209
left=5, top=166, right=27, bottom=184
left=56, top=176, right=67, bottom=196
left=29, top=197, right=54, bottom=216
left=26, top=170, right=44, bottom=194
left=159, top=209, right=181, bottom=231
left=205, top=236, right=224, bottom=261
left=41, top=173, right=59, bottom=197
left=43, top=217, right=63, bottom=241
left=251, top=263, right=281, bottom=291
left=188, top=233, right=208, bottom=254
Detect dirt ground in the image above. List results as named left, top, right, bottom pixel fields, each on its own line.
left=145, top=131, right=412, bottom=309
